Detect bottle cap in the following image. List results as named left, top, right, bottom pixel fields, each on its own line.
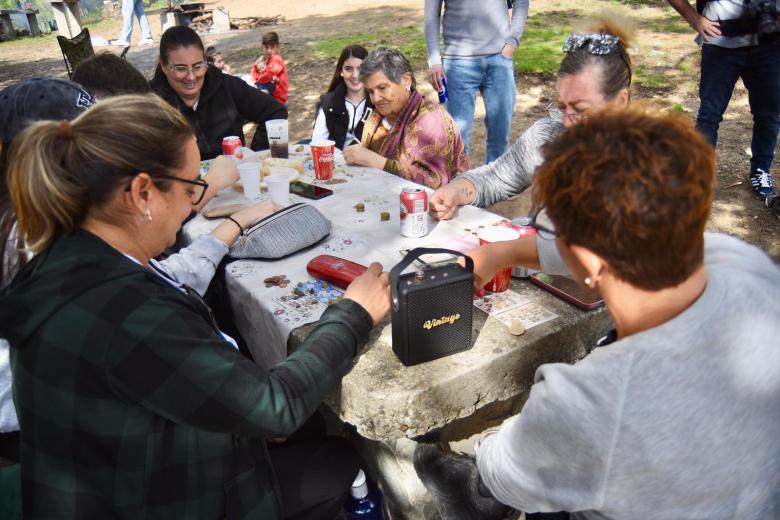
left=351, top=469, right=369, bottom=499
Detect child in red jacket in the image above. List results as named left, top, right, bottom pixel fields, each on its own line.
left=251, top=31, right=288, bottom=105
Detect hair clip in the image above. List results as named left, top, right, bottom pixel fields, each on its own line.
left=562, top=32, right=621, bottom=55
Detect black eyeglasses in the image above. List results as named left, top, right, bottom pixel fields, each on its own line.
left=156, top=175, right=209, bottom=205
left=528, top=206, right=558, bottom=240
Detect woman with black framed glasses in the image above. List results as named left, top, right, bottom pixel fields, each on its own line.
left=151, top=26, right=288, bottom=160
left=430, top=15, right=634, bottom=220
left=0, top=95, right=391, bottom=519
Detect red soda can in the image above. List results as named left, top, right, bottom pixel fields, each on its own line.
left=510, top=217, right=538, bottom=278
left=400, top=187, right=428, bottom=238
left=222, top=136, right=243, bottom=160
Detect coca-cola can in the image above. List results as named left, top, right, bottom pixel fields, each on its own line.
left=222, top=136, right=243, bottom=160
left=400, top=187, right=428, bottom=238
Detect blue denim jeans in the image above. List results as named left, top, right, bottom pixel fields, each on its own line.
left=444, top=53, right=516, bottom=163
left=697, top=43, right=780, bottom=172
left=119, top=0, right=151, bottom=42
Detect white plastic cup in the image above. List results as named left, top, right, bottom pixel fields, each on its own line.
left=238, top=162, right=262, bottom=200
left=266, top=174, right=290, bottom=206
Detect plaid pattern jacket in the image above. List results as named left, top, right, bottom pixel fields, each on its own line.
left=0, top=229, right=373, bottom=519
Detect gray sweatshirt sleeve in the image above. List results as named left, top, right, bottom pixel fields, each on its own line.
left=424, top=0, right=445, bottom=66
left=476, top=355, right=631, bottom=512
left=460, top=117, right=563, bottom=207
left=158, top=234, right=229, bottom=296
left=506, top=0, right=529, bottom=48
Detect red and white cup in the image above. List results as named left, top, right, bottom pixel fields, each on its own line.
left=310, top=140, right=335, bottom=181
left=478, top=226, right=521, bottom=293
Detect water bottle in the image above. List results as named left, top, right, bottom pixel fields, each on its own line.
left=344, top=469, right=384, bottom=520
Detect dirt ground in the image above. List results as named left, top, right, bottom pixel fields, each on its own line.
left=0, top=0, right=777, bottom=261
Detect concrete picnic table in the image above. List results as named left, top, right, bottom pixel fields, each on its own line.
left=184, top=149, right=614, bottom=518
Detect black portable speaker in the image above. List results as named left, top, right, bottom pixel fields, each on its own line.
left=390, top=248, right=474, bottom=366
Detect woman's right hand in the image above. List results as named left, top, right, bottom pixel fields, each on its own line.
left=429, top=179, right=476, bottom=220
left=463, top=244, right=505, bottom=289
left=344, top=262, right=390, bottom=326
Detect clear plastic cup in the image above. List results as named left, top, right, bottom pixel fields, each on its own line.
left=265, top=119, right=289, bottom=158
left=265, top=174, right=290, bottom=206
left=238, top=162, right=262, bottom=200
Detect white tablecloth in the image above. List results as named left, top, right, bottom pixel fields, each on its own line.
left=183, top=162, right=510, bottom=369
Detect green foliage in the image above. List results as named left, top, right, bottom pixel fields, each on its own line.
left=670, top=103, right=686, bottom=113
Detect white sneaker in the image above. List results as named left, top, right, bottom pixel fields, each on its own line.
left=110, top=39, right=130, bottom=46
left=138, top=37, right=154, bottom=46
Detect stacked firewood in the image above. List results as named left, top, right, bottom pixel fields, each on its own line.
left=230, top=15, right=284, bottom=30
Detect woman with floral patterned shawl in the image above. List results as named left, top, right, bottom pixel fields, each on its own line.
left=343, top=47, right=469, bottom=189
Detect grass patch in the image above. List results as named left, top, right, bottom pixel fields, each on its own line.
left=313, top=25, right=427, bottom=66
left=515, top=14, right=573, bottom=74
left=313, top=12, right=575, bottom=75
left=634, top=64, right=673, bottom=89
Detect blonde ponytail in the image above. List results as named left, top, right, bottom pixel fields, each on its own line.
left=7, top=94, right=193, bottom=253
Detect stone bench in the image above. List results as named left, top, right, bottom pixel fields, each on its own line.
left=0, top=8, right=40, bottom=39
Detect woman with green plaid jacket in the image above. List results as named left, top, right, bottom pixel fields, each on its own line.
left=0, top=95, right=391, bottom=519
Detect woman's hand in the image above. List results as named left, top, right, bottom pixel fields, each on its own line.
left=210, top=200, right=280, bottom=248
left=429, top=179, right=478, bottom=220
left=344, top=262, right=391, bottom=326
left=206, top=155, right=239, bottom=192
left=463, top=244, right=506, bottom=289
left=343, top=144, right=387, bottom=170
left=230, top=199, right=280, bottom=229
left=194, top=156, right=240, bottom=211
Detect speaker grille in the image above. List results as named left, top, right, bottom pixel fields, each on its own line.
left=404, top=279, right=472, bottom=364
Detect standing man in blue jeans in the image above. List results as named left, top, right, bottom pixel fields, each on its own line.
left=667, top=0, right=780, bottom=211
left=111, top=0, right=153, bottom=47
left=424, top=0, right=529, bottom=164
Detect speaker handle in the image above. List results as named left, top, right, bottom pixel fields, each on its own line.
left=390, top=248, right=473, bottom=311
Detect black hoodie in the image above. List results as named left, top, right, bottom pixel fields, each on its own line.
left=151, top=65, right=288, bottom=160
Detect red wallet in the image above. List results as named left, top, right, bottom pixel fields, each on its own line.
left=306, top=255, right=367, bottom=289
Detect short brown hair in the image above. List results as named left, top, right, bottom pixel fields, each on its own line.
left=533, top=106, right=715, bottom=290
left=72, top=52, right=152, bottom=98
left=262, top=31, right=279, bottom=46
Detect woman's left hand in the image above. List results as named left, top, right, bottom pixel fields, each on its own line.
left=206, top=155, right=239, bottom=192
left=343, top=144, right=386, bottom=170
